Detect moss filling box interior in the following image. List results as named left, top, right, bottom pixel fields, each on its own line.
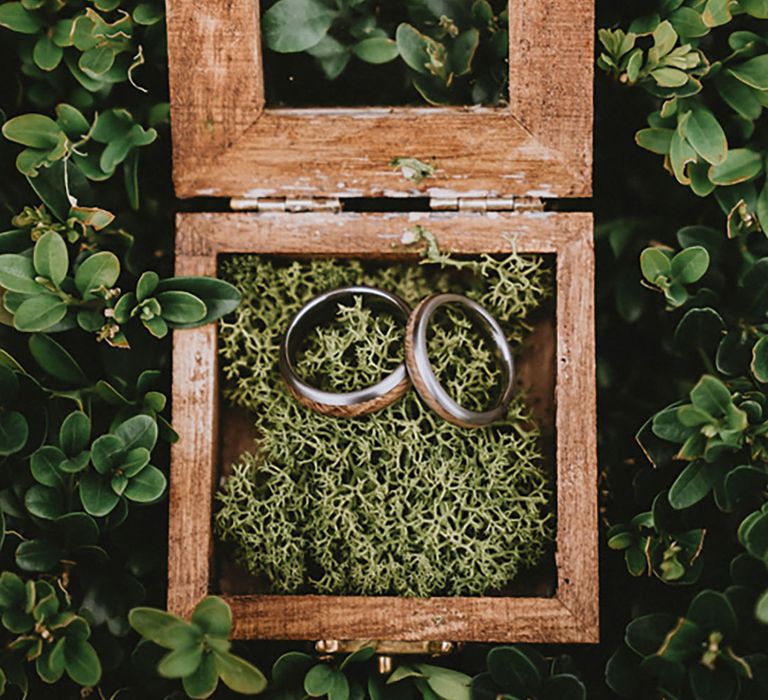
left=164, top=0, right=595, bottom=643
left=215, top=249, right=554, bottom=598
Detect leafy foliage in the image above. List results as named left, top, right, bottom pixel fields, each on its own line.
left=261, top=0, right=509, bottom=105
left=599, top=2, right=768, bottom=699
left=129, top=596, right=267, bottom=698
left=0, top=0, right=248, bottom=696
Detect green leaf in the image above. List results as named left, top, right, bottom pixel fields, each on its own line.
left=29, top=334, right=88, bottom=385
left=36, top=637, right=66, bottom=683
left=191, top=597, right=231, bottom=638
left=158, top=644, right=204, bottom=678
left=261, top=0, right=335, bottom=53
left=485, top=646, right=541, bottom=694
left=214, top=650, right=268, bottom=695
left=755, top=588, right=768, bottom=623
left=183, top=652, right=218, bottom=699
left=79, top=470, right=120, bottom=517
left=758, top=183, right=768, bottom=234
left=308, top=35, right=351, bottom=80
left=669, top=7, right=709, bottom=38
left=651, top=67, right=688, bottom=88
left=133, top=3, right=164, bottom=25
left=2, top=114, right=62, bottom=149
left=0, top=2, right=41, bottom=33
left=120, top=447, right=150, bottom=476
left=128, top=608, right=193, bottom=648
left=69, top=205, right=114, bottom=232
left=690, top=375, right=732, bottom=415
left=15, top=539, right=62, bottom=572
left=625, top=613, right=675, bottom=656
left=0, top=254, right=42, bottom=294
left=396, top=23, right=433, bottom=75
left=90, top=434, right=124, bottom=474
left=640, top=247, right=672, bottom=283
left=541, top=674, right=587, bottom=700
left=636, top=128, right=673, bottom=155
left=650, top=20, right=677, bottom=60
left=155, top=277, right=241, bottom=326
left=272, top=652, right=315, bottom=688
left=123, top=465, right=166, bottom=503
left=33, top=35, right=63, bottom=71
left=0, top=410, right=28, bottom=456
left=416, top=664, right=472, bottom=700
left=703, top=0, right=733, bottom=26
left=79, top=45, right=115, bottom=78
left=13, top=295, right=68, bottom=332
left=682, top=107, right=727, bottom=166
left=74, top=251, right=120, bottom=299
left=156, top=290, right=207, bottom=325
left=340, top=645, right=376, bottom=670
left=716, top=73, right=762, bottom=121
left=60, top=411, right=90, bottom=456
left=143, top=314, right=168, bottom=338
left=741, top=0, right=768, bottom=17
left=32, top=231, right=69, bottom=287
left=25, top=484, right=64, bottom=519
left=64, top=640, right=101, bottom=687
left=136, top=271, right=159, bottom=302
left=730, top=55, right=768, bottom=90
left=450, top=28, right=480, bottom=75
left=688, top=590, right=737, bottom=639
left=305, top=664, right=336, bottom=696
left=55, top=104, right=89, bottom=139
left=668, top=460, right=719, bottom=509
left=752, top=336, right=768, bottom=383
left=708, top=148, right=763, bottom=185
left=30, top=447, right=66, bottom=487
left=114, top=414, right=158, bottom=452
left=353, top=37, right=399, bottom=64
left=670, top=246, right=709, bottom=284
left=673, top=307, right=724, bottom=356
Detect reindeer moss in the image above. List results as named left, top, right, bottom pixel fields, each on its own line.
left=215, top=240, right=554, bottom=597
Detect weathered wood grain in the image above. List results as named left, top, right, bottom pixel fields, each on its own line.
left=168, top=211, right=598, bottom=642
left=165, top=0, right=594, bottom=199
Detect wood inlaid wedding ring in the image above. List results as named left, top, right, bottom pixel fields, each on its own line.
left=404, top=293, right=515, bottom=428
left=279, top=286, right=412, bottom=417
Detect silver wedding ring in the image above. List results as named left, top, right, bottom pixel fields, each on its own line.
left=279, top=286, right=411, bottom=417
left=404, top=294, right=515, bottom=428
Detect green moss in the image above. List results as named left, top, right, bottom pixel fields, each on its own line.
left=215, top=239, right=555, bottom=596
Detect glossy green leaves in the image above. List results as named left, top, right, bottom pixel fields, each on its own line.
left=472, top=646, right=586, bottom=700
left=260, top=0, right=508, bottom=105
left=81, top=414, right=164, bottom=516
left=0, top=204, right=241, bottom=345
left=0, top=574, right=101, bottom=686
left=129, top=596, right=266, bottom=699
left=641, top=244, right=709, bottom=307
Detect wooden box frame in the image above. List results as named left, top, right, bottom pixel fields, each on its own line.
left=164, top=0, right=594, bottom=200
left=168, top=210, right=598, bottom=643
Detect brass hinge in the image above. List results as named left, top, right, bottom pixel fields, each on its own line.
left=229, top=197, right=342, bottom=213
left=429, top=195, right=544, bottom=213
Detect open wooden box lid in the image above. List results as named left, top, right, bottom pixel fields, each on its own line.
left=165, top=0, right=594, bottom=200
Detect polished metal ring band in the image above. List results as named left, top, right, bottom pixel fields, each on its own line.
left=279, top=286, right=411, bottom=417
left=405, top=293, right=515, bottom=428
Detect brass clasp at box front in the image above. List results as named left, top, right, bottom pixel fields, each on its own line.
left=315, top=640, right=460, bottom=674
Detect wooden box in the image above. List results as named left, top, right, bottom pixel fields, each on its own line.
left=165, top=0, right=596, bottom=643
left=164, top=0, right=593, bottom=199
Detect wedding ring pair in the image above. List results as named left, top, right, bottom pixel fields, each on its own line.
left=278, top=286, right=515, bottom=428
